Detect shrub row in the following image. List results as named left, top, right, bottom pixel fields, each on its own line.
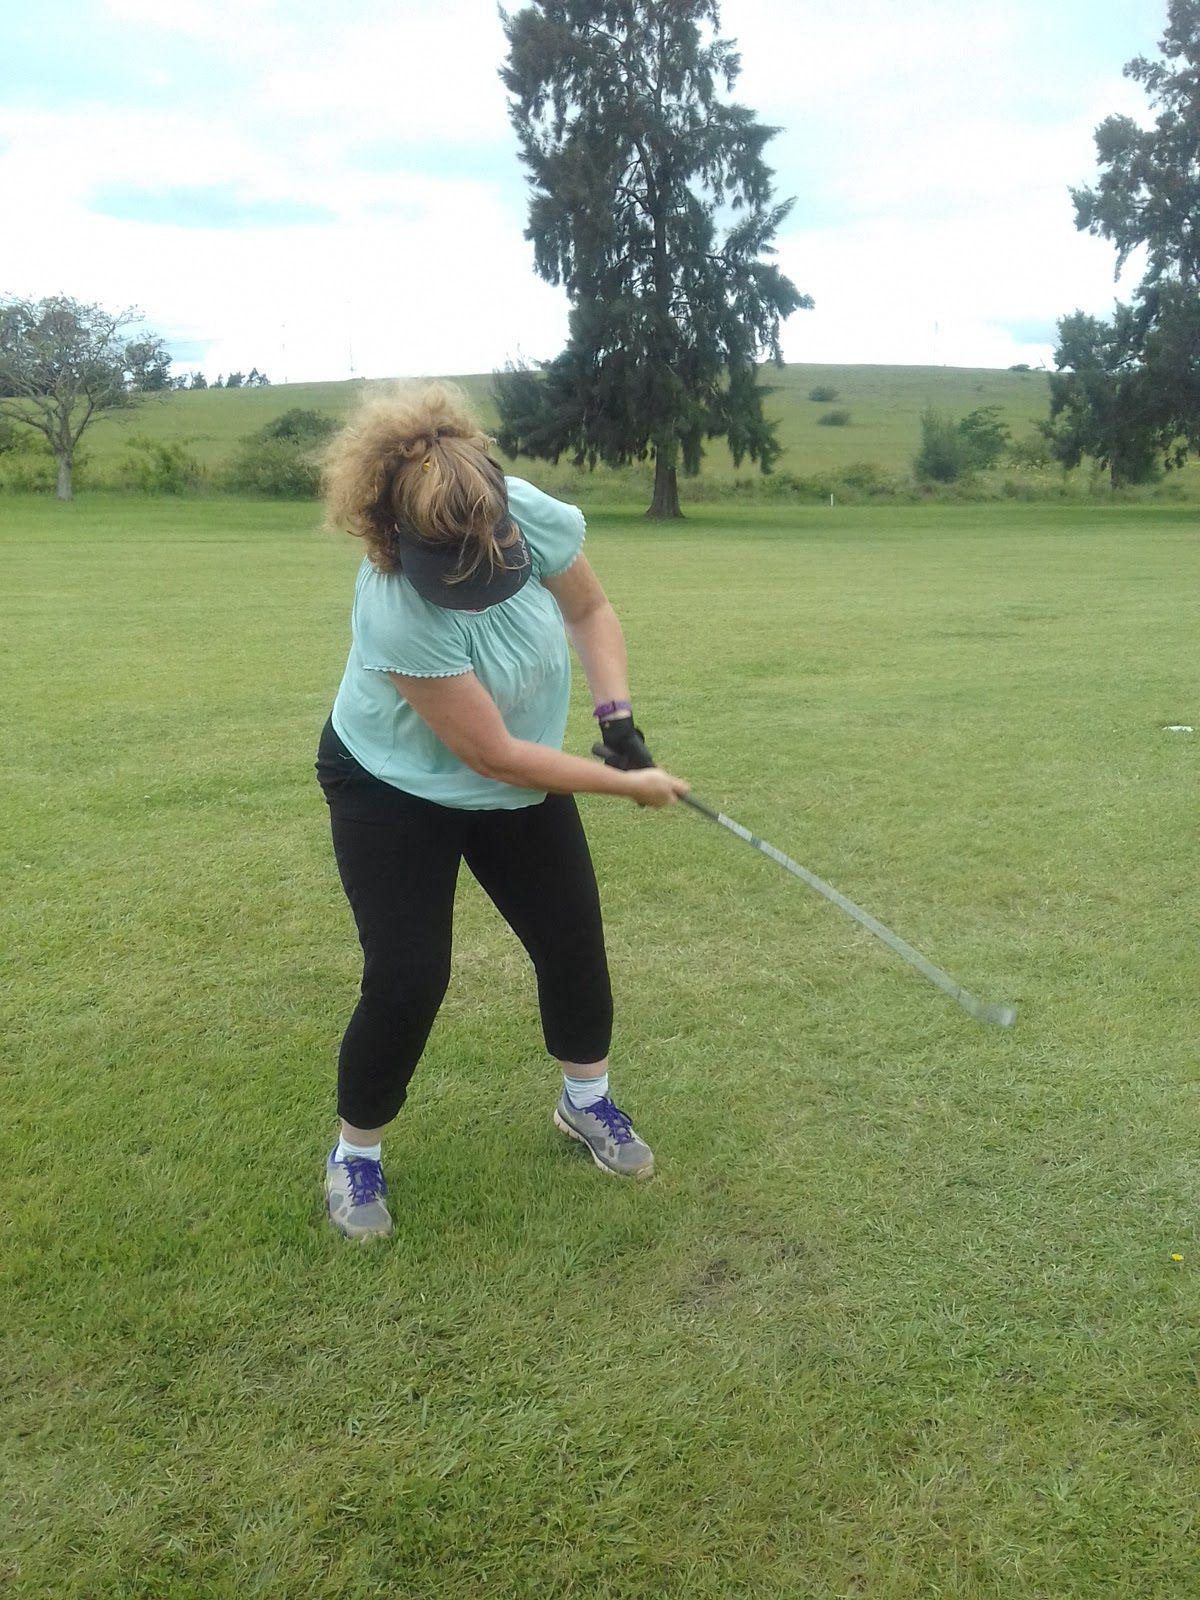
left=2, top=405, right=1196, bottom=503
left=0, top=408, right=340, bottom=497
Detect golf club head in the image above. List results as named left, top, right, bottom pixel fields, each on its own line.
left=970, top=999, right=1018, bottom=1028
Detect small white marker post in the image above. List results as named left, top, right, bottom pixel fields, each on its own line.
left=829, top=492, right=835, bottom=508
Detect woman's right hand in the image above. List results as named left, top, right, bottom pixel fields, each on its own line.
left=623, top=768, right=690, bottom=808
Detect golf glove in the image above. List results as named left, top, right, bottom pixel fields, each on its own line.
left=595, top=713, right=655, bottom=770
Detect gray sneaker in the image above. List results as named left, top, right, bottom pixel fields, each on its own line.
left=553, top=1092, right=654, bottom=1179
left=325, top=1148, right=394, bottom=1240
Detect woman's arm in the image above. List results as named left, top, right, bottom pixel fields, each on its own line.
left=542, top=556, right=629, bottom=710
left=387, top=669, right=686, bottom=806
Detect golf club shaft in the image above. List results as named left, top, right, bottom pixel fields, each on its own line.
left=678, top=792, right=1017, bottom=1029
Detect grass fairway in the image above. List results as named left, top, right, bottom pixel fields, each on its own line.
left=2, top=493, right=1197, bottom=1598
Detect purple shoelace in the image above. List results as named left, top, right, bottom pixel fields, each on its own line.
left=343, top=1156, right=387, bottom=1206
left=586, top=1097, right=635, bottom=1147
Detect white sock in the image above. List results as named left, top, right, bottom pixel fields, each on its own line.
left=335, top=1135, right=382, bottom=1163
left=564, top=1070, right=609, bottom=1109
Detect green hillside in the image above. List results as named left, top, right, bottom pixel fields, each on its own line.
left=84, top=362, right=1056, bottom=488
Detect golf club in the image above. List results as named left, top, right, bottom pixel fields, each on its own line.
left=596, top=745, right=1018, bottom=1028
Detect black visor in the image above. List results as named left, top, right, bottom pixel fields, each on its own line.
left=392, top=510, right=531, bottom=611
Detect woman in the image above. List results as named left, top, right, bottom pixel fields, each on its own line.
left=316, top=382, right=689, bottom=1240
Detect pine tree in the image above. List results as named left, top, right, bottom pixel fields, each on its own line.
left=495, top=0, right=808, bottom=518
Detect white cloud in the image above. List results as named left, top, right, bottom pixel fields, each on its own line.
left=4, top=0, right=1159, bottom=379
left=259, top=9, right=512, bottom=147
left=102, top=0, right=268, bottom=31
left=0, top=86, right=564, bottom=379
left=1, top=105, right=279, bottom=203
left=727, top=0, right=1025, bottom=116
left=777, top=204, right=1142, bottom=369
left=769, top=96, right=1147, bottom=367
left=718, top=0, right=1152, bottom=367
left=102, top=0, right=515, bottom=147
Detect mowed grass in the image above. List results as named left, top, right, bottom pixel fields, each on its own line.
left=84, top=361, right=1057, bottom=481
left=2, top=494, right=1197, bottom=1598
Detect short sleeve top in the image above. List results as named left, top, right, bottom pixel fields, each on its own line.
left=330, top=476, right=586, bottom=810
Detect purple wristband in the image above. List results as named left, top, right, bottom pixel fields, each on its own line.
left=593, top=699, right=632, bottom=721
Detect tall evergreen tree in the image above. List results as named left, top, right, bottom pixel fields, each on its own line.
left=1048, top=0, right=1200, bottom=484
left=495, top=0, right=808, bottom=518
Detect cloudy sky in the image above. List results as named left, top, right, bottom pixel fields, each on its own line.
left=1, top=0, right=1160, bottom=383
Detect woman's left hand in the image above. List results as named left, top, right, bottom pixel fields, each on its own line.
left=596, top=714, right=655, bottom=770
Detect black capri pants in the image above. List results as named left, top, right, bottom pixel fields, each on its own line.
left=316, top=717, right=613, bottom=1127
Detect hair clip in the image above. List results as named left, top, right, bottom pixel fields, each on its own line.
left=421, top=457, right=432, bottom=471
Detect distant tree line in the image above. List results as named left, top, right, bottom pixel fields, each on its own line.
left=111, top=345, right=273, bottom=394
left=173, top=368, right=271, bottom=391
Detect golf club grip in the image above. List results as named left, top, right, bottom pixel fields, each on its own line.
left=677, top=792, right=721, bottom=824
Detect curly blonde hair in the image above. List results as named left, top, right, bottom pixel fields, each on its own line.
left=322, top=380, right=519, bottom=579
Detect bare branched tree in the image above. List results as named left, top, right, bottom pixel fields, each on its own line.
left=0, top=295, right=163, bottom=500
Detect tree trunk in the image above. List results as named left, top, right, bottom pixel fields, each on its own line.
left=645, top=448, right=682, bottom=519
left=55, top=453, right=73, bottom=502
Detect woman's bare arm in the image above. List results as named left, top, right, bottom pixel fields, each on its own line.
left=542, top=556, right=629, bottom=709
left=387, top=669, right=686, bottom=806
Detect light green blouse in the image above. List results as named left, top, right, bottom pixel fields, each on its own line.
left=330, top=476, right=586, bottom=810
